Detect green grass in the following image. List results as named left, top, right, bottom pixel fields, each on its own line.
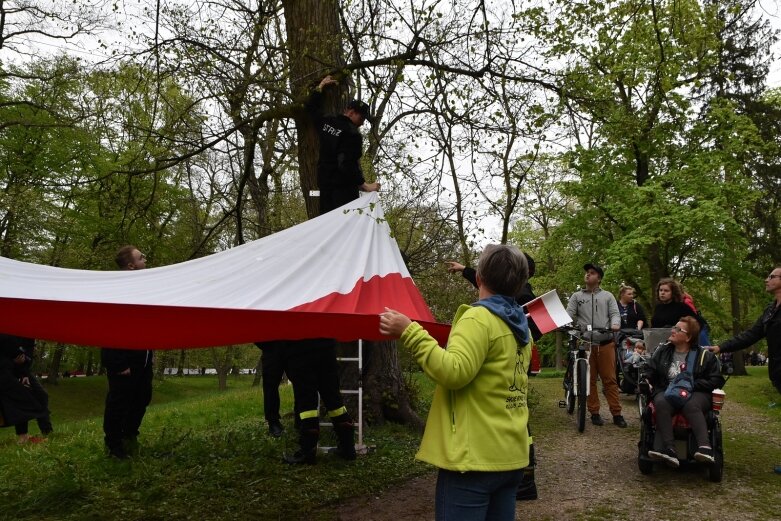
left=38, top=375, right=259, bottom=424
left=0, top=375, right=430, bottom=521
left=1, top=368, right=779, bottom=520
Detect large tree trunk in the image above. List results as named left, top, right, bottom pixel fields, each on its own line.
left=252, top=351, right=263, bottom=387
left=282, top=0, right=345, bottom=219
left=210, top=347, right=235, bottom=391
left=47, top=343, right=65, bottom=385
left=176, top=349, right=186, bottom=377
left=337, top=341, right=424, bottom=431
left=729, top=277, right=747, bottom=375
left=282, top=1, right=422, bottom=429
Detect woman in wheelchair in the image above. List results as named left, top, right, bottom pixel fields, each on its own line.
left=641, top=316, right=725, bottom=468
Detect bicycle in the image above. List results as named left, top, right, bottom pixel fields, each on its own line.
left=558, top=326, right=615, bottom=432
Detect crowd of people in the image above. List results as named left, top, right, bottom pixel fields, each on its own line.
left=2, top=73, right=779, bottom=520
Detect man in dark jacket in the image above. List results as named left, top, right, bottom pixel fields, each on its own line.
left=282, top=338, right=356, bottom=465
left=102, top=245, right=154, bottom=459
left=0, top=334, right=50, bottom=443
left=307, top=75, right=380, bottom=215
left=711, top=266, right=781, bottom=474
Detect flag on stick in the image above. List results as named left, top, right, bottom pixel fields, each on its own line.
left=524, top=290, right=571, bottom=335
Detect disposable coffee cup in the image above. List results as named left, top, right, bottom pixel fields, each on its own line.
left=712, top=389, right=726, bottom=410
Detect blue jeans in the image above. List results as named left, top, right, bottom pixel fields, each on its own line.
left=435, top=468, right=524, bottom=521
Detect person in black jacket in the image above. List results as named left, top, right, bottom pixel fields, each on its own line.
left=711, top=267, right=781, bottom=394
left=282, top=338, right=356, bottom=465
left=446, top=253, right=542, bottom=341
left=651, top=278, right=697, bottom=327
left=710, top=266, right=781, bottom=474
left=307, top=75, right=380, bottom=215
left=101, top=245, right=154, bottom=459
left=642, top=316, right=724, bottom=468
left=0, top=334, right=51, bottom=443
left=254, top=342, right=286, bottom=437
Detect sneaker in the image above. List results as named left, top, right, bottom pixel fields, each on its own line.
left=694, top=446, right=715, bottom=463
left=267, top=421, right=284, bottom=438
left=613, top=415, right=628, bottom=428
left=648, top=447, right=680, bottom=468
left=774, top=465, right=781, bottom=475
left=591, top=414, right=605, bottom=426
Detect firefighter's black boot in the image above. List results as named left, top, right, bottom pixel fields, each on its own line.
left=332, top=413, right=356, bottom=461
left=284, top=419, right=319, bottom=465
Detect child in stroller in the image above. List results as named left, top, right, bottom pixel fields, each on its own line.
left=616, top=329, right=644, bottom=395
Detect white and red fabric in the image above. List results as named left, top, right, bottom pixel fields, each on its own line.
left=0, top=193, right=449, bottom=349
left=524, top=290, right=572, bottom=334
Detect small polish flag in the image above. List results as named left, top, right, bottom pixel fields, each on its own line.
left=524, top=290, right=572, bottom=335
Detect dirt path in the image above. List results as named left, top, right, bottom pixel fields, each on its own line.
left=330, top=392, right=781, bottom=521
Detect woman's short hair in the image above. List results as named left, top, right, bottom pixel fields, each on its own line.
left=115, top=245, right=138, bottom=269
left=680, top=316, right=700, bottom=347
left=656, top=277, right=683, bottom=302
left=476, top=244, right=528, bottom=297
left=619, top=285, right=634, bottom=298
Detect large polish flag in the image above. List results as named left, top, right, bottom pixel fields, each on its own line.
left=0, top=193, right=450, bottom=350
left=524, top=290, right=572, bottom=334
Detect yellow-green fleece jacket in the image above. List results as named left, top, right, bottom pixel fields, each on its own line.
left=400, top=304, right=531, bottom=472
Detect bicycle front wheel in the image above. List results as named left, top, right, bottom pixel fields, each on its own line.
left=565, top=361, right=576, bottom=414
left=576, top=359, right=588, bottom=433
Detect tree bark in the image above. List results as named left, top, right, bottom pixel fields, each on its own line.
left=47, top=343, right=65, bottom=385
left=282, top=1, right=422, bottom=429
left=252, top=351, right=263, bottom=387
left=729, top=277, right=747, bottom=375
left=337, top=340, right=424, bottom=430
left=210, top=346, right=235, bottom=390
left=282, top=0, right=345, bottom=219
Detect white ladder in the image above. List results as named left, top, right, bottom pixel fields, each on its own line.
left=318, top=339, right=367, bottom=454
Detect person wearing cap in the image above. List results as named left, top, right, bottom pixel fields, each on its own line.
left=708, top=266, right=781, bottom=475
left=307, top=75, right=380, bottom=215
left=566, top=263, right=626, bottom=428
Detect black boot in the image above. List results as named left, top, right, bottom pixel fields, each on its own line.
left=332, top=414, right=357, bottom=461
left=517, top=432, right=538, bottom=501
left=284, top=424, right=319, bottom=465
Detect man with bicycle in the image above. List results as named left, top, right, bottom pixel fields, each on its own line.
left=566, top=263, right=627, bottom=428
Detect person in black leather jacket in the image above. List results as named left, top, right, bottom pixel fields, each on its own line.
left=710, top=266, right=781, bottom=475
left=711, top=267, right=781, bottom=394
left=643, top=316, right=724, bottom=468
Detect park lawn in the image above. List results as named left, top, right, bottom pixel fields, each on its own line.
left=1, top=368, right=778, bottom=520
left=0, top=374, right=430, bottom=521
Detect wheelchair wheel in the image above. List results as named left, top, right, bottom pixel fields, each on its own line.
left=576, top=359, right=587, bottom=433
left=708, top=419, right=724, bottom=483
left=638, top=423, right=654, bottom=474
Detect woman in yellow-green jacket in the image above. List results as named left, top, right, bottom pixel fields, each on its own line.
left=380, top=244, right=531, bottom=521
